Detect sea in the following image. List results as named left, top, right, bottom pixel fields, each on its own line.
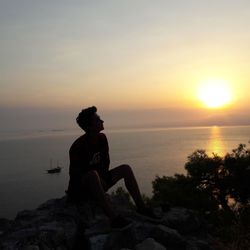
left=0, top=125, right=250, bottom=219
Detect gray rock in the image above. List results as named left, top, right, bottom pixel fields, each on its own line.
left=186, top=238, right=212, bottom=250
left=24, top=245, right=40, bottom=250
left=130, top=222, right=156, bottom=243
left=135, top=238, right=166, bottom=250
left=0, top=194, right=213, bottom=250
left=90, top=234, right=108, bottom=250
left=85, top=217, right=110, bottom=237
left=0, top=197, right=78, bottom=250
left=104, top=226, right=137, bottom=250
left=150, top=224, right=186, bottom=248
left=162, top=207, right=203, bottom=234
left=0, top=218, right=13, bottom=237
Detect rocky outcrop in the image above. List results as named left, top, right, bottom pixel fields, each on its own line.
left=0, top=193, right=214, bottom=250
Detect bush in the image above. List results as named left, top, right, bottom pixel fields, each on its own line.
left=152, top=174, right=218, bottom=212
left=188, top=144, right=250, bottom=209
left=151, top=143, right=250, bottom=248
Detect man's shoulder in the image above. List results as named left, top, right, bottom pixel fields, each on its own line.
left=70, top=135, right=86, bottom=151
left=98, top=132, right=107, bottom=140
left=98, top=133, right=109, bottom=149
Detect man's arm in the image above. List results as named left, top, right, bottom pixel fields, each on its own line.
left=100, top=133, right=110, bottom=172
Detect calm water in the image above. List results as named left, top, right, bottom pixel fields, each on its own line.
left=0, top=126, right=250, bottom=219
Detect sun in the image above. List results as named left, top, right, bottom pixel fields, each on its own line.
left=198, top=79, right=232, bottom=108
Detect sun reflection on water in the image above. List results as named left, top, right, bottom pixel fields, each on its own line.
left=207, top=126, right=225, bottom=156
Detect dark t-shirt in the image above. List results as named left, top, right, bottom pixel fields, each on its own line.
left=67, top=133, right=110, bottom=202
left=69, top=132, right=110, bottom=177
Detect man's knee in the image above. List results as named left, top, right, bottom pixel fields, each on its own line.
left=120, top=164, right=133, bottom=175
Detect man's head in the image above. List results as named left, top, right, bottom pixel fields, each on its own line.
left=76, top=106, right=104, bottom=133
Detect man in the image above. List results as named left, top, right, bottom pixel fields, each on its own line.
left=67, top=106, right=155, bottom=229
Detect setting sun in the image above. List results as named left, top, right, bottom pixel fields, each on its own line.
left=198, top=79, right=232, bottom=108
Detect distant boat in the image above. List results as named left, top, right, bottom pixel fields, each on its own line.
left=47, top=159, right=62, bottom=174
left=47, top=166, right=62, bottom=174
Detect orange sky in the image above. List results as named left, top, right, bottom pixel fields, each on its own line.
left=0, top=1, right=250, bottom=129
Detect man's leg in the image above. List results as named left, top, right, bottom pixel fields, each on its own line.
left=108, top=164, right=145, bottom=210
left=82, top=170, right=116, bottom=219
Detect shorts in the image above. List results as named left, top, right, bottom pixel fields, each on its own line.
left=66, top=170, right=115, bottom=204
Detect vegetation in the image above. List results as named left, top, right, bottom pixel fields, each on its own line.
left=151, top=143, right=250, bottom=249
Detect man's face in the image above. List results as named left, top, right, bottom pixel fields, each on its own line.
left=90, top=113, right=104, bottom=132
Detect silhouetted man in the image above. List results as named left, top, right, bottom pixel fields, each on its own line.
left=67, top=106, right=154, bottom=229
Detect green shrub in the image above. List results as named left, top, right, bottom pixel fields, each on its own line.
left=151, top=143, right=250, bottom=248
left=152, top=174, right=218, bottom=211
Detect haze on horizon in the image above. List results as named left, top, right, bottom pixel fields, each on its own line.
left=1, top=1, right=250, bottom=131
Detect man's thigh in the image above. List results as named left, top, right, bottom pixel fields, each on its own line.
left=105, top=164, right=129, bottom=190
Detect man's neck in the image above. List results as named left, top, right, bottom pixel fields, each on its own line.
left=86, top=131, right=100, bottom=141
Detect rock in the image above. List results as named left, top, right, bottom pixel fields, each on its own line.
left=24, top=245, right=40, bottom=250
left=85, top=216, right=110, bottom=237
left=0, top=218, right=13, bottom=235
left=162, top=207, right=203, bottom=234
left=0, top=194, right=213, bottom=250
left=0, top=197, right=78, bottom=250
left=186, top=238, right=212, bottom=250
left=130, top=222, right=156, bottom=243
left=150, top=224, right=186, bottom=248
left=103, top=226, right=137, bottom=250
left=90, top=234, right=108, bottom=250
left=135, top=238, right=166, bottom=250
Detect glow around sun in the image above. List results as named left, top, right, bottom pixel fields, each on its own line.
left=198, top=79, right=232, bottom=108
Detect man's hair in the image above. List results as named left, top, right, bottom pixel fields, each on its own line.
left=76, top=106, right=97, bottom=131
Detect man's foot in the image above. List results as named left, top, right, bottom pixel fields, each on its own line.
left=136, top=207, right=160, bottom=219
left=110, top=215, right=133, bottom=231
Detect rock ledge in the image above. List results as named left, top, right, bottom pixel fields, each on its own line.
left=0, top=194, right=214, bottom=250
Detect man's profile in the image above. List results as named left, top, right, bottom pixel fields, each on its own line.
left=67, top=106, right=155, bottom=229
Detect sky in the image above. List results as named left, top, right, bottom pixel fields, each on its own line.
left=1, top=0, right=250, bottom=130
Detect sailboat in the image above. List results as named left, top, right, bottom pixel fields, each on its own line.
left=47, top=159, right=62, bottom=174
